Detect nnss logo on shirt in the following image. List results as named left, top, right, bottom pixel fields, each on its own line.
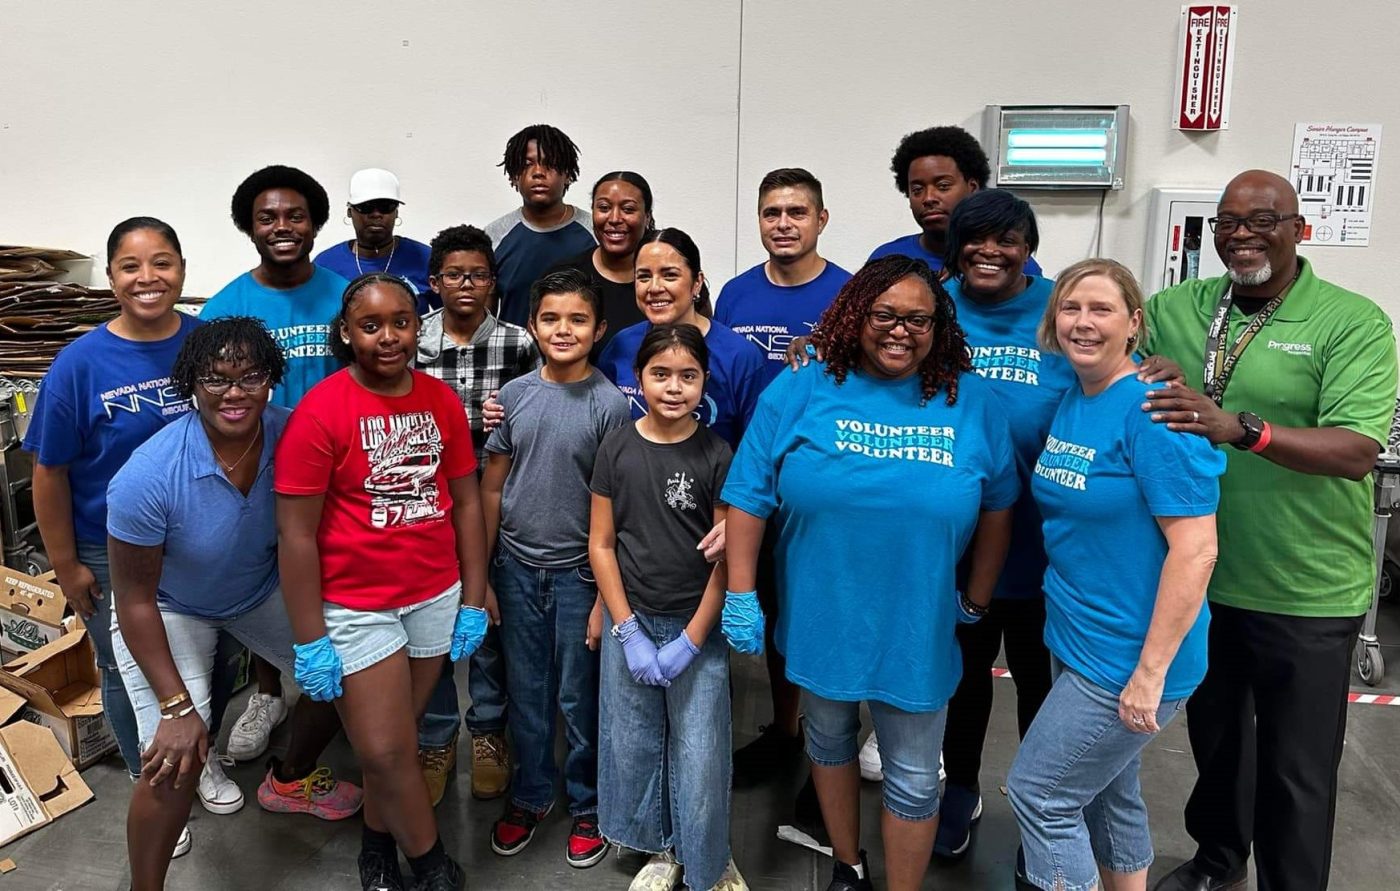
left=1034, top=434, right=1096, bottom=491
left=833, top=419, right=955, bottom=467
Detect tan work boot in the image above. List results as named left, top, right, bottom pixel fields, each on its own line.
left=471, top=732, right=511, bottom=800
left=419, top=733, right=458, bottom=807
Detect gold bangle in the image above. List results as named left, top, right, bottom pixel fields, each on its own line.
left=159, top=691, right=190, bottom=711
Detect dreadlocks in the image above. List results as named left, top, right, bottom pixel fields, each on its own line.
left=811, top=255, right=971, bottom=406
left=498, top=124, right=581, bottom=188
left=171, top=316, right=286, bottom=399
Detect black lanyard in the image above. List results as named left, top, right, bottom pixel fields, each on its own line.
left=1202, top=282, right=1286, bottom=406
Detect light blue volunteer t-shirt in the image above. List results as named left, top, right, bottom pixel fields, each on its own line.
left=597, top=320, right=768, bottom=452
left=722, top=362, right=1020, bottom=711
left=948, top=275, right=1075, bottom=599
left=868, top=233, right=1043, bottom=277
left=1031, top=374, right=1225, bottom=700
left=106, top=406, right=290, bottom=619
left=200, top=266, right=348, bottom=408
left=714, top=261, right=851, bottom=384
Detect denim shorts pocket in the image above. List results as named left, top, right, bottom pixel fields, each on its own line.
left=491, top=549, right=509, bottom=569
left=575, top=565, right=597, bottom=586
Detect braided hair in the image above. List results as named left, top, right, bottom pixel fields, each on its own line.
left=171, top=316, right=286, bottom=399
left=327, top=273, right=418, bottom=365
left=499, top=124, right=581, bottom=190
left=811, top=255, right=971, bottom=406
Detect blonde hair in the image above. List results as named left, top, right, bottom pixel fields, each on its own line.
left=1038, top=258, right=1149, bottom=355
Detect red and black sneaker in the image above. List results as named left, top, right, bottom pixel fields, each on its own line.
left=566, top=814, right=608, bottom=868
left=491, top=802, right=551, bottom=856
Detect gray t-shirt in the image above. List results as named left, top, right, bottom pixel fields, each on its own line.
left=486, top=368, right=630, bottom=568
left=590, top=424, right=733, bottom=616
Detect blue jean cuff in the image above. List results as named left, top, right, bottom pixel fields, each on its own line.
left=1098, top=853, right=1154, bottom=875
left=882, top=800, right=938, bottom=822
left=569, top=806, right=599, bottom=818
left=1023, top=871, right=1099, bottom=891
left=466, top=725, right=506, bottom=737
left=509, top=797, right=554, bottom=818
left=341, top=640, right=405, bottom=677
left=804, top=747, right=857, bottom=768
left=405, top=641, right=451, bottom=659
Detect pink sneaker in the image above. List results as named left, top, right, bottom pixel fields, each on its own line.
left=257, top=765, right=363, bottom=820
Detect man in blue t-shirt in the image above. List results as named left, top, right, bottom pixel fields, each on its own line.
left=313, top=167, right=436, bottom=313
left=868, top=125, right=1041, bottom=276
left=202, top=165, right=348, bottom=409
left=484, top=124, right=596, bottom=328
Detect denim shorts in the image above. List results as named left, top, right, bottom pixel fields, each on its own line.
left=112, top=587, right=298, bottom=751
left=803, top=690, right=948, bottom=821
left=1007, top=659, right=1185, bottom=890
left=323, top=582, right=460, bottom=676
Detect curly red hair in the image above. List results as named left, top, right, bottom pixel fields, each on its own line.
left=811, top=255, right=971, bottom=405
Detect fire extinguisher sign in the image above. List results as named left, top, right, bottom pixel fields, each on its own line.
left=1174, top=5, right=1237, bottom=131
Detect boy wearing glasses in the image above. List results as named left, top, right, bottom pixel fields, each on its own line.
left=314, top=167, right=437, bottom=313
left=416, top=223, right=541, bottom=806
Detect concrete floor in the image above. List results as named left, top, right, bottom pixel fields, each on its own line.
left=4, top=602, right=1399, bottom=890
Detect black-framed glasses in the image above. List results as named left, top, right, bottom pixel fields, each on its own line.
left=435, top=270, right=495, bottom=288
left=197, top=370, right=272, bottom=395
left=866, top=309, right=934, bottom=334
left=1207, top=213, right=1301, bottom=235
left=351, top=199, right=400, bottom=216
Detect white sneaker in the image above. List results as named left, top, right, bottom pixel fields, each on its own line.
left=198, top=754, right=245, bottom=814
left=711, top=857, right=749, bottom=890
left=172, top=825, right=192, bottom=858
left=858, top=732, right=883, bottom=782
left=629, top=850, right=682, bottom=891
left=227, top=693, right=287, bottom=761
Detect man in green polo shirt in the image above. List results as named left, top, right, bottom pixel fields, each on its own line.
left=1142, top=170, right=1397, bottom=891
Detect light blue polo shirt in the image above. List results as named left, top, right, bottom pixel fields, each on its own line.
left=107, top=405, right=288, bottom=619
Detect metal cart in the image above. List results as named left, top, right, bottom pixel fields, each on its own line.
left=1356, top=404, right=1400, bottom=686
left=0, top=378, right=47, bottom=576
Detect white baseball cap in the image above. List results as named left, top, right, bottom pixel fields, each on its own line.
left=348, top=168, right=403, bottom=205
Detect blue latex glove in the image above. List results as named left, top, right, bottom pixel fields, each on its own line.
left=615, top=616, right=669, bottom=686
left=656, top=632, right=701, bottom=681
left=721, top=590, right=765, bottom=654
left=293, top=636, right=343, bottom=702
left=956, top=591, right=985, bottom=625
left=451, top=605, right=489, bottom=661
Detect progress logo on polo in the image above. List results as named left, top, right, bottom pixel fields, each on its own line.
left=833, top=419, right=955, bottom=467
left=1033, top=434, right=1096, bottom=491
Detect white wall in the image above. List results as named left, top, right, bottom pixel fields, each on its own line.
left=3, top=1, right=1397, bottom=320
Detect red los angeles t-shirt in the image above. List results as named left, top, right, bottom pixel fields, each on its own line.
left=275, top=368, right=477, bottom=610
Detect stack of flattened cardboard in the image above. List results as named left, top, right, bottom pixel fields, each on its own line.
left=0, top=246, right=119, bottom=380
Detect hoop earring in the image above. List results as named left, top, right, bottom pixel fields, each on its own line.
left=343, top=215, right=351, bottom=225
left=394, top=217, right=403, bottom=228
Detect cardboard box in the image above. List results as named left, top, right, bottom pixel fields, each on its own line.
left=0, top=688, right=93, bottom=845
left=0, top=628, right=116, bottom=769
left=0, top=569, right=66, bottom=660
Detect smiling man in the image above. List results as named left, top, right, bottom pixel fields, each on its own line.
left=1142, top=170, right=1397, bottom=891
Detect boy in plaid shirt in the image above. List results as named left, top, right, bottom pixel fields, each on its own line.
left=416, top=224, right=540, bottom=803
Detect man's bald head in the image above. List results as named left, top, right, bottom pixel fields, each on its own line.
left=1215, top=169, right=1305, bottom=295
left=1222, top=169, right=1300, bottom=215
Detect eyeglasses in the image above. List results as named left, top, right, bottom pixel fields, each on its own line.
left=435, top=270, right=495, bottom=288
left=351, top=200, right=400, bottom=216
left=866, top=309, right=934, bottom=334
left=197, top=370, right=272, bottom=395
left=1207, top=213, right=1301, bottom=235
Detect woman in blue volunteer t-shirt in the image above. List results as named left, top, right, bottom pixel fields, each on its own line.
left=722, top=255, right=1018, bottom=891
left=24, top=217, right=201, bottom=780
left=1007, top=258, right=1224, bottom=891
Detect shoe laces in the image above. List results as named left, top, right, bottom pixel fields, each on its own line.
left=235, top=695, right=271, bottom=732
left=204, top=753, right=234, bottom=780
left=473, top=734, right=505, bottom=764
left=359, top=847, right=399, bottom=889
left=571, top=815, right=600, bottom=838
left=420, top=746, right=452, bottom=772
left=290, top=766, right=337, bottom=800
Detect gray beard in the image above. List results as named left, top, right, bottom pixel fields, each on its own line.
left=1228, top=261, right=1273, bottom=287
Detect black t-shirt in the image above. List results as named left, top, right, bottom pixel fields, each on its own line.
left=590, top=423, right=733, bottom=615
left=550, top=249, right=647, bottom=360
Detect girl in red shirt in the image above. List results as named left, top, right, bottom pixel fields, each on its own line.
left=276, top=273, right=488, bottom=891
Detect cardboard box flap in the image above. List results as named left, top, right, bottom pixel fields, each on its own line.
left=0, top=629, right=101, bottom=720
left=0, top=721, right=92, bottom=816
left=50, top=681, right=103, bottom=718
left=5, top=626, right=91, bottom=676
left=0, top=687, right=23, bottom=724
left=0, top=570, right=66, bottom=625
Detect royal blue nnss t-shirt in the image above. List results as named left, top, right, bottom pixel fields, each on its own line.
left=1032, top=374, right=1225, bottom=701
left=868, top=233, right=1043, bottom=277
left=314, top=237, right=435, bottom=313
left=596, top=320, right=767, bottom=452
left=947, top=275, right=1075, bottom=599
left=723, top=362, right=1020, bottom=711
left=200, top=266, right=347, bottom=408
left=23, top=313, right=201, bottom=543
left=714, top=261, right=851, bottom=385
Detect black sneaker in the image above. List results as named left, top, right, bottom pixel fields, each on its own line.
left=1014, top=846, right=1035, bottom=890
left=733, top=724, right=804, bottom=786
left=825, top=849, right=874, bottom=891
left=359, top=846, right=405, bottom=891
left=411, top=856, right=465, bottom=891
left=491, top=802, right=552, bottom=856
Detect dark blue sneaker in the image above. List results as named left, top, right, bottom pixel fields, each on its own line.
left=932, top=783, right=982, bottom=861
left=1014, top=845, right=1034, bottom=889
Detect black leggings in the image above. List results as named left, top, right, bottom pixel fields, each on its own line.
left=940, top=597, right=1052, bottom=789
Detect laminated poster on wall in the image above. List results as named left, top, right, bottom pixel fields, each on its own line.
left=1290, top=123, right=1384, bottom=247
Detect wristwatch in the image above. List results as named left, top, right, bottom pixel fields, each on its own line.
left=1233, top=411, right=1264, bottom=450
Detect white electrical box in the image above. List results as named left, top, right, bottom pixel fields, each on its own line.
left=1143, top=188, right=1228, bottom=294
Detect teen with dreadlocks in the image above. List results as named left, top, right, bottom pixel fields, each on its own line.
left=721, top=255, right=1018, bottom=891
left=485, top=124, right=596, bottom=327
left=109, top=317, right=362, bottom=889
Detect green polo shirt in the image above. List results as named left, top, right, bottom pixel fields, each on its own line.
left=1142, top=259, right=1397, bottom=617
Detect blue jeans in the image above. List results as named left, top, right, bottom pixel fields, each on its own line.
left=1007, top=660, right=1186, bottom=891
left=495, top=549, right=600, bottom=815
left=419, top=624, right=507, bottom=748
left=77, top=540, right=142, bottom=776
left=599, top=610, right=731, bottom=891
left=803, top=691, right=948, bottom=821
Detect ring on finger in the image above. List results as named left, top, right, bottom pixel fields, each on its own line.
left=1192, top=410, right=1200, bottom=423
left=1131, top=715, right=1146, bottom=725
left=162, top=757, right=176, bottom=767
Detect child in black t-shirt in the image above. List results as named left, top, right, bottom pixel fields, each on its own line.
left=589, top=324, right=746, bottom=891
